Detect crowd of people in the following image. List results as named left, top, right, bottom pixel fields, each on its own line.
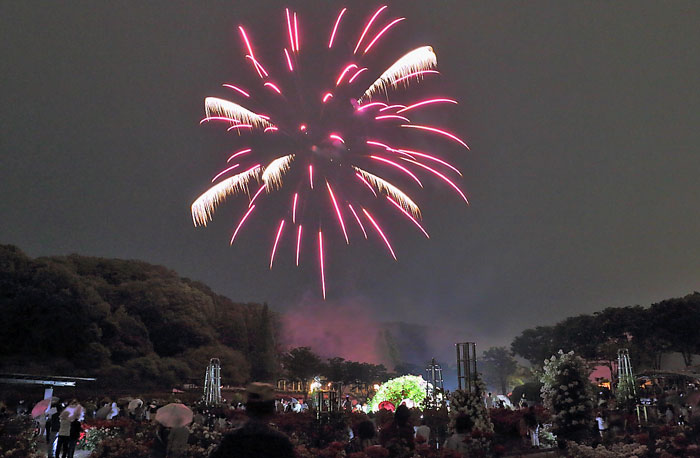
left=13, top=380, right=697, bottom=458
left=209, top=383, right=478, bottom=458
left=32, top=398, right=85, bottom=458
left=4, top=387, right=483, bottom=458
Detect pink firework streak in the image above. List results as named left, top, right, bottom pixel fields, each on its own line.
left=397, top=98, right=458, bottom=113
left=348, top=203, right=368, bottom=239
left=349, top=67, right=368, bottom=84
left=318, top=230, right=326, bottom=299
left=249, top=184, right=266, bottom=207
left=400, top=124, right=470, bottom=149
left=363, top=17, right=405, bottom=54
left=211, top=164, right=240, bottom=182
left=357, top=102, right=387, bottom=111
left=286, top=9, right=295, bottom=52
left=238, top=26, right=263, bottom=78
left=336, top=64, right=358, bottom=86
left=355, top=173, right=378, bottom=197
left=292, top=193, right=298, bottom=223
left=362, top=208, right=396, bottom=260
left=370, top=155, right=423, bottom=187
left=228, top=148, right=252, bottom=163
left=230, top=205, right=256, bottom=245
left=284, top=49, right=294, bottom=71
left=296, top=225, right=303, bottom=266
left=326, top=181, right=349, bottom=244
left=192, top=5, right=471, bottom=299
left=201, top=116, right=240, bottom=124
left=354, top=5, right=388, bottom=54
left=269, top=219, right=285, bottom=269
left=400, top=157, right=469, bottom=204
left=222, top=84, right=250, bottom=98
left=387, top=196, right=429, bottom=238
left=328, top=8, right=347, bottom=48
left=264, top=82, right=282, bottom=94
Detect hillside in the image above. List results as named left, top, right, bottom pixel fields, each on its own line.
left=0, top=245, right=277, bottom=387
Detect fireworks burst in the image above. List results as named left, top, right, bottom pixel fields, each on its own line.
left=191, top=5, right=470, bottom=298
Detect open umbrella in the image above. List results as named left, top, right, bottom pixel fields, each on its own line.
left=64, top=404, right=85, bottom=421
left=128, top=399, right=143, bottom=411
left=378, top=401, right=395, bottom=412
left=31, top=399, right=51, bottom=418
left=155, top=403, right=193, bottom=428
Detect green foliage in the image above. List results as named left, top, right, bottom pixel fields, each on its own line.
left=511, top=326, right=557, bottom=367
left=368, top=375, right=426, bottom=412
left=0, top=244, right=277, bottom=387
left=83, top=425, right=120, bottom=451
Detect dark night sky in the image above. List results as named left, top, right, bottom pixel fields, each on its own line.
left=1, top=1, right=698, bottom=355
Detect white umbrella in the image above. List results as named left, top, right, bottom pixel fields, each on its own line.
left=155, top=403, right=193, bottom=428
left=128, top=399, right=143, bottom=411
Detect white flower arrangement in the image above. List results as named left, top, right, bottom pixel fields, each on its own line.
left=540, top=350, right=594, bottom=441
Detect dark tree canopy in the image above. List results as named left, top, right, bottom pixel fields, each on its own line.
left=511, top=293, right=700, bottom=372
left=0, top=245, right=278, bottom=388
left=281, top=347, right=323, bottom=390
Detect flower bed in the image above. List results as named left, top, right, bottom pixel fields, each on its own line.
left=0, top=416, right=42, bottom=458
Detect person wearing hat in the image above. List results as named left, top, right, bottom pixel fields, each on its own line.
left=210, top=383, right=294, bottom=458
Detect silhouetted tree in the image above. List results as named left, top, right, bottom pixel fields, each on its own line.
left=282, top=347, right=323, bottom=391
left=480, top=347, right=518, bottom=395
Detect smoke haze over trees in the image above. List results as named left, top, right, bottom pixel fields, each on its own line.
left=3, top=243, right=697, bottom=392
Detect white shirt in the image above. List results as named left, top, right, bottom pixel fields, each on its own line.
left=596, top=416, right=607, bottom=430
left=415, top=425, right=430, bottom=442
left=444, top=433, right=470, bottom=454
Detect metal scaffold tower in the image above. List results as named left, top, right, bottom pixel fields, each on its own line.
left=425, top=358, right=444, bottom=408
left=456, top=342, right=478, bottom=393
left=203, top=358, right=222, bottom=406
left=617, top=348, right=637, bottom=402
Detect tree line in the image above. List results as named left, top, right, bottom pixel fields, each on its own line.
left=0, top=245, right=277, bottom=387
left=281, top=347, right=391, bottom=391
left=511, top=292, right=700, bottom=373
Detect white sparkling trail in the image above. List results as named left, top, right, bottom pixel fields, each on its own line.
left=191, top=165, right=261, bottom=226
left=358, top=46, right=437, bottom=103
left=261, top=154, right=295, bottom=190
left=205, top=97, right=272, bottom=129
left=353, top=166, right=421, bottom=218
